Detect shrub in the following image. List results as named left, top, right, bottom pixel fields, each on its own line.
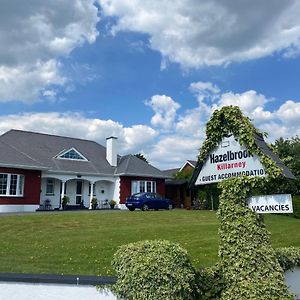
left=276, top=247, right=300, bottom=271
left=197, top=263, right=224, bottom=300
left=291, top=196, right=300, bottom=219
left=217, top=177, right=293, bottom=300
left=111, top=240, right=198, bottom=300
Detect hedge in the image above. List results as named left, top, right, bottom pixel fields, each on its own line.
left=111, top=240, right=198, bottom=300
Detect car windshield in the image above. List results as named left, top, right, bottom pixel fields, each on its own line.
left=133, top=193, right=143, bottom=199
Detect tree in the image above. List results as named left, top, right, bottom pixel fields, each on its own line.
left=134, top=153, right=148, bottom=163
left=272, top=136, right=300, bottom=177
left=174, top=168, right=193, bottom=180
left=268, top=136, right=300, bottom=195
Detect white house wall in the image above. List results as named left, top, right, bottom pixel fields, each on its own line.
left=0, top=205, right=39, bottom=213
left=41, top=178, right=61, bottom=208
left=41, top=172, right=119, bottom=209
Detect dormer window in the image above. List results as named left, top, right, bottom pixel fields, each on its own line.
left=56, top=148, right=88, bottom=161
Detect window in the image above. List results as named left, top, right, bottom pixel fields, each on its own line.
left=131, top=180, right=156, bottom=194
left=9, top=174, right=17, bottom=195
left=46, top=179, right=55, bottom=195
left=56, top=148, right=88, bottom=161
left=0, top=173, right=24, bottom=196
left=0, top=174, right=8, bottom=195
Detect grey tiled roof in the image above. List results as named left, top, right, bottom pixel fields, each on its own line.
left=0, top=130, right=166, bottom=178
left=0, top=140, right=45, bottom=169
left=0, top=130, right=115, bottom=175
left=162, top=168, right=179, bottom=178
left=115, top=155, right=167, bottom=178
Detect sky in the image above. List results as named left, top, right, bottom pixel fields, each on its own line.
left=1, top=0, right=300, bottom=170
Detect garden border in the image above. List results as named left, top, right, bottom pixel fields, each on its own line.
left=0, top=272, right=116, bottom=285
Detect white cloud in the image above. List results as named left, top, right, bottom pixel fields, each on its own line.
left=276, top=100, right=300, bottom=125
left=0, top=60, right=66, bottom=102
left=99, top=0, right=300, bottom=68
left=190, top=82, right=220, bottom=95
left=189, top=81, right=220, bottom=106
left=147, top=135, right=201, bottom=169
left=218, top=90, right=267, bottom=111
left=0, top=0, right=99, bottom=102
left=1, top=85, right=300, bottom=170
left=0, top=112, right=157, bottom=155
left=215, top=90, right=271, bottom=124
left=124, top=125, right=158, bottom=151
left=146, top=95, right=180, bottom=130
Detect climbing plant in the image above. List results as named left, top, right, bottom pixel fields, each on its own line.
left=197, top=106, right=293, bottom=299
left=198, top=106, right=282, bottom=179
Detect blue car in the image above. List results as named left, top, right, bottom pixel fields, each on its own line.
left=125, top=192, right=174, bottom=211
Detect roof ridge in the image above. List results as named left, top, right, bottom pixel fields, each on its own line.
left=7, top=129, right=102, bottom=146
left=0, top=139, right=44, bottom=166
left=124, top=154, right=133, bottom=173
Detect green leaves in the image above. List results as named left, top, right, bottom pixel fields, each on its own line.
left=276, top=247, right=300, bottom=271
left=217, top=178, right=293, bottom=299
left=198, top=106, right=282, bottom=180
left=111, top=240, right=198, bottom=300
left=196, top=106, right=293, bottom=298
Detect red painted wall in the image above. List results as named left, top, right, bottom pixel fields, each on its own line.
left=0, top=167, right=41, bottom=205
left=119, top=176, right=165, bottom=204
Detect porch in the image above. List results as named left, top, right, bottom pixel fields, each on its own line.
left=39, top=174, right=119, bottom=210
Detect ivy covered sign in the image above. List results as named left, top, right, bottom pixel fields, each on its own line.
left=190, top=106, right=295, bottom=299
left=195, top=134, right=265, bottom=185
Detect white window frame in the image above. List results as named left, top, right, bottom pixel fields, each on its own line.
left=0, top=173, right=25, bottom=197
left=131, top=180, right=157, bottom=194
left=56, top=147, right=88, bottom=161
left=46, top=179, right=55, bottom=195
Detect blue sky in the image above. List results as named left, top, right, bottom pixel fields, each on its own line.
left=1, top=1, right=300, bottom=169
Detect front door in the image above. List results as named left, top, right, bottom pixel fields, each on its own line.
left=76, top=180, right=83, bottom=205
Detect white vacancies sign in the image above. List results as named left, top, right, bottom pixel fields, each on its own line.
left=248, top=194, right=293, bottom=214
left=195, top=135, right=266, bottom=185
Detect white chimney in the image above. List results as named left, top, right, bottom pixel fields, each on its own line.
left=106, top=136, right=118, bottom=166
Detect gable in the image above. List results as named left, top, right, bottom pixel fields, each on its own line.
left=0, top=130, right=115, bottom=175
left=56, top=148, right=88, bottom=161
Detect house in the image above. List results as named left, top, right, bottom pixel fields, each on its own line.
left=163, top=160, right=197, bottom=208
left=0, top=130, right=167, bottom=213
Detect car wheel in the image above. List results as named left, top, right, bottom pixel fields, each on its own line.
left=128, top=207, right=135, bottom=211
left=168, top=204, right=173, bottom=210
left=142, top=204, right=149, bottom=211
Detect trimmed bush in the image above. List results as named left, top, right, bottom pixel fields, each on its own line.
left=276, top=247, right=300, bottom=271
left=217, top=177, right=293, bottom=300
left=111, top=240, right=198, bottom=300
left=197, top=263, right=224, bottom=300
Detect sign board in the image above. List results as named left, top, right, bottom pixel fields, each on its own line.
left=248, top=194, right=293, bottom=214
left=195, top=135, right=266, bottom=185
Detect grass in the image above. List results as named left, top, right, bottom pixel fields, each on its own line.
left=0, top=210, right=299, bottom=276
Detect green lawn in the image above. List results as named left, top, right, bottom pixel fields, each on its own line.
left=0, top=210, right=299, bottom=276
